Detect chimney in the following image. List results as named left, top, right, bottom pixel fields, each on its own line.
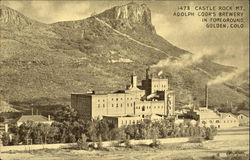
left=131, top=73, right=137, bottom=88
left=48, top=115, right=51, bottom=121
left=146, top=67, right=150, bottom=79
left=5, top=123, right=8, bottom=132
left=205, top=84, right=208, bottom=109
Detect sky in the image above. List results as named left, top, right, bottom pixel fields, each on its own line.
left=1, top=1, right=249, bottom=71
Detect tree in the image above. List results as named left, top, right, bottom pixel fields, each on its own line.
left=2, top=132, right=10, bottom=146
left=53, top=105, right=78, bottom=122
left=40, top=124, right=51, bottom=144
left=0, top=116, right=5, bottom=122
left=77, top=134, right=88, bottom=150
left=96, top=120, right=109, bottom=141
left=85, top=121, right=97, bottom=142
left=11, top=134, right=20, bottom=145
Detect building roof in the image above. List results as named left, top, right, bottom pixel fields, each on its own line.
left=237, top=110, right=249, bottom=117
left=104, top=114, right=139, bottom=118
left=220, top=113, right=237, bottom=119
left=195, top=108, right=220, bottom=119
left=17, top=115, right=49, bottom=123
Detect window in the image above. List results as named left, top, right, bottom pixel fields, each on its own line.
left=103, top=99, right=105, bottom=102
left=121, top=104, right=122, bottom=107
left=98, top=104, right=100, bottom=108
left=112, top=98, right=114, bottom=101
left=103, top=104, right=105, bottom=108
left=131, top=103, right=133, bottom=106
left=142, top=106, right=145, bottom=111
left=112, top=104, right=114, bottom=107
left=116, top=98, right=118, bottom=101
left=127, top=103, right=129, bottom=107
left=121, top=98, right=123, bottom=100
left=216, top=120, right=220, bottom=123
left=116, top=104, right=118, bottom=107
left=98, top=99, right=100, bottom=102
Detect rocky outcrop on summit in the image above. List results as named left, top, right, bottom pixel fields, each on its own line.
left=96, top=2, right=156, bottom=33
left=0, top=5, right=41, bottom=29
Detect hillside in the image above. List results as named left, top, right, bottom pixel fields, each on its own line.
left=0, top=3, right=248, bottom=110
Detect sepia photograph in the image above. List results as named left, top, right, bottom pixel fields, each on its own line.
left=0, top=0, right=249, bottom=160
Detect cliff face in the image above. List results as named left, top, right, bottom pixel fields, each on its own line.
left=96, top=2, right=156, bottom=33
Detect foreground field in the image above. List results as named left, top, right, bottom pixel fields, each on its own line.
left=1, top=127, right=249, bottom=160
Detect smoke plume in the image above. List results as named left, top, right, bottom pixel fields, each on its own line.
left=207, top=69, right=246, bottom=86
left=151, top=49, right=215, bottom=69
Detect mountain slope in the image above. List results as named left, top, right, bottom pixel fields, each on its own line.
left=0, top=3, right=248, bottom=110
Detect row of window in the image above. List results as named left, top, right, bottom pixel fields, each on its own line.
left=111, top=97, right=134, bottom=101
left=135, top=106, right=164, bottom=110
left=223, top=120, right=237, bottom=123
left=97, top=97, right=135, bottom=102
left=153, top=85, right=167, bottom=88
left=205, top=120, right=237, bottom=123
left=97, top=103, right=134, bottom=108
left=121, top=119, right=140, bottom=125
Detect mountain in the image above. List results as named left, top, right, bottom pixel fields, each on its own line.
left=0, top=3, right=248, bottom=111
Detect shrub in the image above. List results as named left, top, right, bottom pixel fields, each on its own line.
left=77, top=134, right=89, bottom=150
left=124, top=139, right=133, bottom=148
left=1, top=132, right=10, bottom=146
left=204, top=128, right=214, bottom=140
left=11, top=134, right=20, bottom=145
left=225, top=150, right=248, bottom=160
left=97, top=136, right=103, bottom=150
left=111, top=141, right=120, bottom=147
left=149, top=139, right=161, bottom=148
left=188, top=136, right=204, bottom=143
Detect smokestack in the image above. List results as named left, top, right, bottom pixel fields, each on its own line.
left=131, top=73, right=137, bottom=88
left=146, top=67, right=150, bottom=79
left=205, top=84, right=208, bottom=109
left=48, top=115, right=51, bottom=121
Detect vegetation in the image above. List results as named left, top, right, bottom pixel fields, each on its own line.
left=204, top=150, right=249, bottom=160
left=2, top=106, right=217, bottom=146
